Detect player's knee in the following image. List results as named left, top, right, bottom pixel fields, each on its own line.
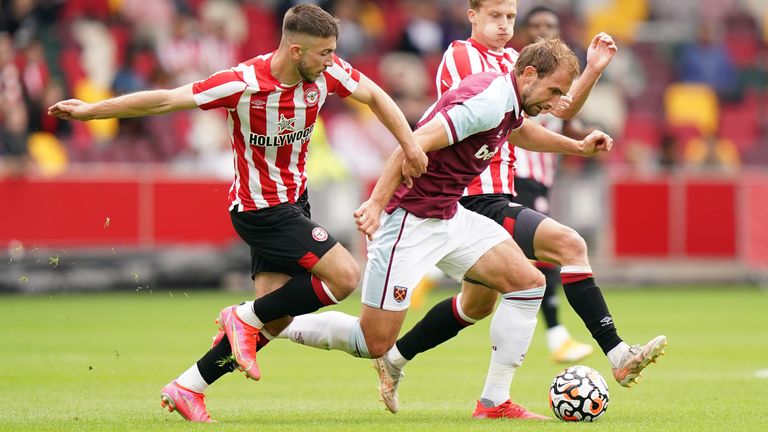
left=529, top=268, right=546, bottom=289
left=559, top=227, right=588, bottom=262
left=515, top=267, right=546, bottom=291
left=327, top=260, right=360, bottom=300
left=496, top=267, right=544, bottom=293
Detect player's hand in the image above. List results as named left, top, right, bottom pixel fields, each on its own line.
left=401, top=149, right=428, bottom=189
left=579, top=130, right=613, bottom=156
left=354, top=200, right=383, bottom=241
left=585, top=32, right=618, bottom=73
left=47, top=99, right=95, bottom=121
left=550, top=93, right=573, bottom=117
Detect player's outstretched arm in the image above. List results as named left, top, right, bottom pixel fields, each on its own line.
left=513, top=120, right=612, bottom=156
left=354, top=116, right=450, bottom=240
left=554, top=32, right=617, bottom=120
left=349, top=74, right=428, bottom=182
left=47, top=84, right=197, bottom=121
left=354, top=147, right=406, bottom=240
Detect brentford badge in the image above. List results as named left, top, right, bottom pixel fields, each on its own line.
left=304, top=87, right=319, bottom=107
left=393, top=286, right=408, bottom=303
left=312, top=227, right=328, bottom=242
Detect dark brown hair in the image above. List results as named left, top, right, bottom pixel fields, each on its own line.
left=283, top=4, right=339, bottom=39
left=514, top=37, right=579, bottom=79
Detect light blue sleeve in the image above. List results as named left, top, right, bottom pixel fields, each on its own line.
left=441, top=77, right=510, bottom=143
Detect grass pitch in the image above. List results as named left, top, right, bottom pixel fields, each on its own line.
left=1, top=286, right=767, bottom=431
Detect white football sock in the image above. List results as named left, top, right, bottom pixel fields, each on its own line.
left=176, top=364, right=208, bottom=394
left=277, top=311, right=366, bottom=355
left=546, top=324, right=571, bottom=352
left=235, top=301, right=264, bottom=329
left=607, top=342, right=631, bottom=367
left=480, top=286, right=545, bottom=407
left=386, top=344, right=408, bottom=369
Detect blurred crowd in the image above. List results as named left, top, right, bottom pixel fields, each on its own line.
left=0, top=0, right=767, bottom=180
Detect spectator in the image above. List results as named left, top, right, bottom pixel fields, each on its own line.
left=397, top=0, right=444, bottom=55
left=0, top=32, right=29, bottom=176
left=678, top=20, right=739, bottom=99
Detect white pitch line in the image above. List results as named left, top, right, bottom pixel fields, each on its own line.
left=755, top=369, right=768, bottom=379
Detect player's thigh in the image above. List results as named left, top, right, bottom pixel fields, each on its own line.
left=361, top=208, right=449, bottom=311
left=531, top=217, right=589, bottom=266
left=435, top=205, right=510, bottom=284
left=460, top=195, right=545, bottom=260
left=230, top=203, right=341, bottom=277
left=310, top=242, right=360, bottom=293
left=464, top=238, right=544, bottom=293
left=459, top=280, right=499, bottom=319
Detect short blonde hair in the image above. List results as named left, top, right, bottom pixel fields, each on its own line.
left=469, top=0, right=517, bottom=11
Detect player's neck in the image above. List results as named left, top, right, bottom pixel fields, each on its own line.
left=470, top=35, right=505, bottom=54
left=270, top=50, right=303, bottom=86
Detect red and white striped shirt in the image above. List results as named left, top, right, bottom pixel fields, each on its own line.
left=192, top=52, right=360, bottom=211
left=513, top=114, right=563, bottom=187
left=434, top=38, right=521, bottom=196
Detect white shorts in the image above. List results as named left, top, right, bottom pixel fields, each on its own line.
left=361, top=205, right=510, bottom=311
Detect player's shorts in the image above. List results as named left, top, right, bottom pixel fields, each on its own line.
left=361, top=205, right=510, bottom=311
left=459, top=193, right=547, bottom=260
left=512, top=177, right=551, bottom=215
left=229, top=191, right=337, bottom=278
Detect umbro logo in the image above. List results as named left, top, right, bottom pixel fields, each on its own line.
left=251, top=100, right=266, bottom=109
left=600, top=316, right=614, bottom=327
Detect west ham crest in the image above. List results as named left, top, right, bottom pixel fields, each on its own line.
left=393, top=286, right=408, bottom=303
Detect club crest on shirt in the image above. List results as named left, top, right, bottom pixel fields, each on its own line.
left=312, top=227, right=328, bottom=242
left=393, top=286, right=408, bottom=303
left=304, top=86, right=319, bottom=107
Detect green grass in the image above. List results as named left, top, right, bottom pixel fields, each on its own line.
left=1, top=286, right=767, bottom=431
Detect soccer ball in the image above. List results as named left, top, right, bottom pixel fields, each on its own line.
left=549, top=365, right=609, bottom=422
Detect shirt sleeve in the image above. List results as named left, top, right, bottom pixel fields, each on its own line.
left=192, top=68, right=248, bottom=110
left=437, top=76, right=510, bottom=144
left=323, top=54, right=361, bottom=98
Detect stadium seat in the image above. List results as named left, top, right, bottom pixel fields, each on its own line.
left=719, top=102, right=759, bottom=153
left=725, top=32, right=760, bottom=69
left=664, top=83, right=719, bottom=135
left=27, top=132, right=69, bottom=176
left=622, top=111, right=661, bottom=148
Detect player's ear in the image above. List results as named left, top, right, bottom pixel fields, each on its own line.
left=467, top=8, right=476, bottom=24
left=289, top=44, right=302, bottom=60
left=522, top=65, right=539, bottom=79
